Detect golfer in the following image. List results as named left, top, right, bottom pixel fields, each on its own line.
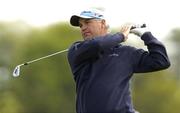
left=67, top=8, right=170, bottom=113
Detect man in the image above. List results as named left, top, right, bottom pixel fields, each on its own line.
left=67, top=8, right=170, bottom=113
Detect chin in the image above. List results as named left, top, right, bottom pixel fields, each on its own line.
left=84, top=36, right=93, bottom=40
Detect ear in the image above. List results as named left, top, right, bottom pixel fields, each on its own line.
left=101, top=19, right=106, bottom=29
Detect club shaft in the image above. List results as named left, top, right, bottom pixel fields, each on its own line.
left=24, top=49, right=68, bottom=65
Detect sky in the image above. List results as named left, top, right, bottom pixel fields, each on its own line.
left=0, top=0, right=180, bottom=39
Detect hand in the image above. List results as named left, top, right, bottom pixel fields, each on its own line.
left=130, top=27, right=150, bottom=37
left=119, top=23, right=133, bottom=42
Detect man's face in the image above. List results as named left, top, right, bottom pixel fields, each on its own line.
left=79, top=18, right=106, bottom=40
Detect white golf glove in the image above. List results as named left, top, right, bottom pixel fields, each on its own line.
left=130, top=27, right=150, bottom=37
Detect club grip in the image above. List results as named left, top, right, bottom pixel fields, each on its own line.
left=130, top=24, right=146, bottom=30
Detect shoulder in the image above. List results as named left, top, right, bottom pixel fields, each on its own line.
left=116, top=44, right=137, bottom=51
left=68, top=41, right=83, bottom=51
left=115, top=44, right=145, bottom=55
left=67, top=41, right=81, bottom=62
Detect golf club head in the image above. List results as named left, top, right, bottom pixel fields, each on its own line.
left=13, top=65, right=21, bottom=77
left=12, top=49, right=68, bottom=77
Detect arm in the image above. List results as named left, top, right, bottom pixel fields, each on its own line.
left=132, top=32, right=171, bottom=73
left=68, top=33, right=125, bottom=67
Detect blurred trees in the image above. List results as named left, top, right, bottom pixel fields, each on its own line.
left=166, top=28, right=180, bottom=77
left=0, top=22, right=81, bottom=113
left=0, top=21, right=179, bottom=113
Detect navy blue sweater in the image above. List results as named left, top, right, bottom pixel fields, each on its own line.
left=68, top=32, right=170, bottom=113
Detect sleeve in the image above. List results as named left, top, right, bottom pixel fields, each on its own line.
left=132, top=32, right=171, bottom=73
left=68, top=33, right=125, bottom=72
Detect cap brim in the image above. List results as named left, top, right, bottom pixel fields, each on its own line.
left=70, top=15, right=94, bottom=26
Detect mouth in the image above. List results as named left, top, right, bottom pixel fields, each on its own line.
left=83, top=32, right=93, bottom=40
left=83, top=32, right=91, bottom=37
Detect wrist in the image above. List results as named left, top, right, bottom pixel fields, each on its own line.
left=117, top=32, right=126, bottom=42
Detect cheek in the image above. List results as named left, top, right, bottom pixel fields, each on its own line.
left=97, top=25, right=104, bottom=35
left=92, top=25, right=101, bottom=33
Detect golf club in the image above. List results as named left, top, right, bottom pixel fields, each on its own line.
left=12, top=24, right=146, bottom=77
left=13, top=49, right=68, bottom=77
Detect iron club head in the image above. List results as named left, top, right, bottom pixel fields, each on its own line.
left=13, top=65, right=21, bottom=77
left=12, top=49, right=68, bottom=77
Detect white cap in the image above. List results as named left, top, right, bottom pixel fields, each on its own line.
left=70, top=8, right=105, bottom=27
